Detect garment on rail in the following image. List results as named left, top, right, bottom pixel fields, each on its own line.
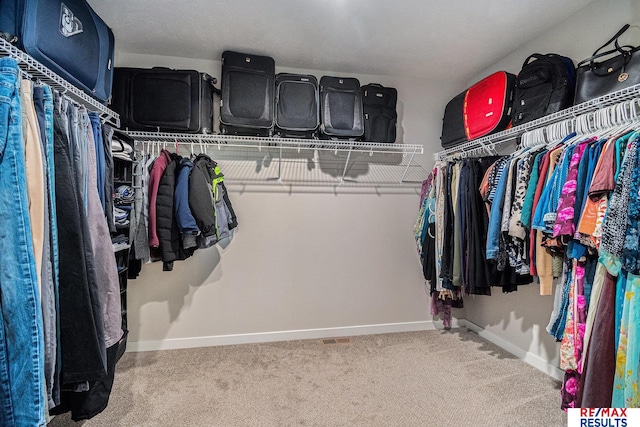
left=416, top=123, right=640, bottom=409
left=0, top=57, right=125, bottom=424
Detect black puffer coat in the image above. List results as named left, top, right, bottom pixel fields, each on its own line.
left=156, top=152, right=193, bottom=271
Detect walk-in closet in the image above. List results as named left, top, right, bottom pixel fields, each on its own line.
left=1, top=0, right=640, bottom=425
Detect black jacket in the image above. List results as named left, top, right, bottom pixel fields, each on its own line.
left=156, top=153, right=193, bottom=270
left=189, top=154, right=217, bottom=237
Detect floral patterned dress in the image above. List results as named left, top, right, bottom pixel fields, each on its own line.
left=612, top=137, right=640, bottom=407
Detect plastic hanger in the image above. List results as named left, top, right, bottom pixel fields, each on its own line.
left=483, top=142, right=497, bottom=157
left=606, top=99, right=640, bottom=138
left=551, top=112, right=591, bottom=148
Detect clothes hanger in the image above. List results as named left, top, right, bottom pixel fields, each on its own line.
left=546, top=121, right=565, bottom=144
left=518, top=127, right=545, bottom=154
left=550, top=112, right=591, bottom=149
left=482, top=142, right=497, bottom=157
left=606, top=99, right=640, bottom=138
left=520, top=129, right=533, bottom=148
left=588, top=100, right=629, bottom=141
left=532, top=127, right=548, bottom=147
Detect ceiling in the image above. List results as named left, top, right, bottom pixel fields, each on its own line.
left=88, top=0, right=595, bottom=82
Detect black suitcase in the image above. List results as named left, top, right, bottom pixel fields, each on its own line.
left=274, top=73, right=319, bottom=138
left=220, top=50, right=275, bottom=136
left=111, top=67, right=216, bottom=133
left=319, top=76, right=364, bottom=138
left=0, top=0, right=115, bottom=103
left=440, top=91, right=467, bottom=148
left=361, top=83, right=397, bottom=143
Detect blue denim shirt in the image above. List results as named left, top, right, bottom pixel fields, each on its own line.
left=486, top=158, right=511, bottom=260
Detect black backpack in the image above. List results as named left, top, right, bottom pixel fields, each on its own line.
left=512, top=53, right=575, bottom=126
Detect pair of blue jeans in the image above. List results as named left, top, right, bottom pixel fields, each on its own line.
left=0, top=58, right=47, bottom=426
left=33, top=84, right=62, bottom=409
left=42, top=85, right=62, bottom=407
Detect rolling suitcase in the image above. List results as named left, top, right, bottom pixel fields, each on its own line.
left=0, top=0, right=115, bottom=103
left=220, top=50, right=275, bottom=136
left=361, top=83, right=397, bottom=143
left=464, top=71, right=516, bottom=141
left=319, top=76, right=364, bottom=139
left=111, top=67, right=216, bottom=133
left=274, top=73, right=319, bottom=138
left=440, top=91, right=467, bottom=148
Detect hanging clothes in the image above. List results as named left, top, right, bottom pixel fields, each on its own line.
left=424, top=109, right=640, bottom=410
left=0, top=57, right=48, bottom=427
left=33, top=83, right=60, bottom=410
left=0, top=53, right=242, bottom=422
left=466, top=158, right=496, bottom=295
left=51, top=109, right=125, bottom=422
left=53, top=95, right=107, bottom=389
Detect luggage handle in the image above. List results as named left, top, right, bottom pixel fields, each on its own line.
left=323, top=88, right=359, bottom=95
left=149, top=67, right=219, bottom=86
left=577, top=24, right=640, bottom=75
left=577, top=45, right=638, bottom=75
left=521, top=53, right=563, bottom=68
left=592, top=24, right=632, bottom=57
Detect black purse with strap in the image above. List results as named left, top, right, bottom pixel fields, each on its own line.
left=575, top=24, right=640, bottom=105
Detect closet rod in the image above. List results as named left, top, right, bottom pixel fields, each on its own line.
left=0, top=38, right=120, bottom=127
left=434, top=83, right=640, bottom=162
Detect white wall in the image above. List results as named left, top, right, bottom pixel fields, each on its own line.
left=463, top=0, right=640, bottom=375
left=117, top=0, right=637, bottom=371
left=116, top=52, right=460, bottom=350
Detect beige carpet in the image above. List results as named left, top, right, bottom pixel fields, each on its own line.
left=49, top=330, right=567, bottom=427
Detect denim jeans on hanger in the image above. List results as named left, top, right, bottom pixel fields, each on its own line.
left=0, top=58, right=47, bottom=427
left=46, top=88, right=62, bottom=406
left=52, top=95, right=107, bottom=390
left=32, top=84, right=58, bottom=410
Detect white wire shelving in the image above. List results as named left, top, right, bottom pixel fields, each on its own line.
left=434, top=83, right=640, bottom=162
left=129, top=132, right=426, bottom=186
left=0, top=38, right=120, bottom=127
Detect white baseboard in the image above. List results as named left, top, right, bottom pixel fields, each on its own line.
left=127, top=318, right=561, bottom=381
left=127, top=320, right=437, bottom=352
left=462, top=320, right=564, bottom=381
